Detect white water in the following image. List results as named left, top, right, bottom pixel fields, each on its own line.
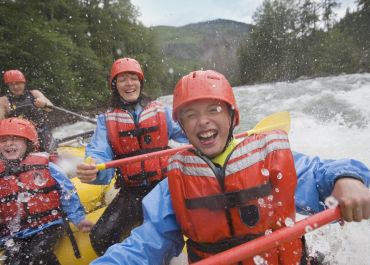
left=53, top=73, right=370, bottom=264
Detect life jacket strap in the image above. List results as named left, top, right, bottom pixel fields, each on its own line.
left=185, top=182, right=272, bottom=210
left=187, top=234, right=263, bottom=262
left=118, top=125, right=158, bottom=137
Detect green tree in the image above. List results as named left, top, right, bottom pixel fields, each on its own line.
left=0, top=0, right=165, bottom=112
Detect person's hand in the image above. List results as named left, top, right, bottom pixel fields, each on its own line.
left=77, top=219, right=94, bottom=232
left=76, top=157, right=98, bottom=183
left=331, top=178, right=370, bottom=222
left=34, top=98, right=49, bottom=108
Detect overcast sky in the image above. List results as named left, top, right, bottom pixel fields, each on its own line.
left=130, top=0, right=358, bottom=27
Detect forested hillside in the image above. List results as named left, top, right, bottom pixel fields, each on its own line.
left=152, top=19, right=251, bottom=92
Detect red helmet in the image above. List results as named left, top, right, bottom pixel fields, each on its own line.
left=0, top=118, right=39, bottom=151
left=3, top=70, right=26, bottom=84
left=173, top=70, right=239, bottom=126
left=109, top=57, right=144, bottom=89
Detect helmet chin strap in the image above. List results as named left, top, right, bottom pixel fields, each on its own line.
left=221, top=109, right=235, bottom=154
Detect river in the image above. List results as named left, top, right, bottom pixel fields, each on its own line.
left=53, top=72, right=370, bottom=264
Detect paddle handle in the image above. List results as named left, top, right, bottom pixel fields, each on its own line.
left=96, top=144, right=192, bottom=170
left=48, top=105, right=97, bottom=124
left=193, top=207, right=342, bottom=265
left=95, top=111, right=291, bottom=170
left=95, top=129, right=253, bottom=170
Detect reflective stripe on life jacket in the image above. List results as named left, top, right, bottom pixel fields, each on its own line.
left=168, top=130, right=303, bottom=264
left=0, top=153, right=63, bottom=237
left=106, top=101, right=169, bottom=187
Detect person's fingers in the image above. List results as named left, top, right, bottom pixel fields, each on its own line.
left=352, top=206, right=363, bottom=222
left=338, top=197, right=354, bottom=222
left=77, top=173, right=97, bottom=183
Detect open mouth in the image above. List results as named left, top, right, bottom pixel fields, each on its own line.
left=125, top=89, right=136, bottom=94
left=197, top=130, right=218, bottom=143
left=4, top=148, right=18, bottom=156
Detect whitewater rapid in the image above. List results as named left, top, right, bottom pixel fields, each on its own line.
left=53, top=73, right=370, bottom=264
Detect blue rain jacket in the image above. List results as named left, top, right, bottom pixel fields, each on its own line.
left=0, top=162, right=86, bottom=245
left=91, top=151, right=370, bottom=265
left=85, top=104, right=188, bottom=185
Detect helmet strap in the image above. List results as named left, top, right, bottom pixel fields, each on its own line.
left=221, top=109, right=235, bottom=154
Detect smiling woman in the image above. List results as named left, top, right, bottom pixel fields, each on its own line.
left=75, top=57, right=188, bottom=255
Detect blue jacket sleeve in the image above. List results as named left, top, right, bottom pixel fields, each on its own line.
left=85, top=114, right=115, bottom=185
left=90, top=178, right=184, bottom=265
left=294, top=151, right=370, bottom=215
left=49, top=162, right=85, bottom=225
left=165, top=106, right=188, bottom=144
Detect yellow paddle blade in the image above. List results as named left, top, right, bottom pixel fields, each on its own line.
left=246, top=111, right=291, bottom=136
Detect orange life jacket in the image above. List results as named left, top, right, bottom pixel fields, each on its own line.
left=0, top=153, right=63, bottom=237
left=105, top=101, right=169, bottom=187
left=168, top=130, right=303, bottom=264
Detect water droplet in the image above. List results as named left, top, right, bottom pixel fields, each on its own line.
left=265, top=229, right=272, bottom=235
left=284, top=217, right=295, bottom=227
left=274, top=187, right=280, bottom=193
left=34, top=172, right=47, bottom=186
left=4, top=239, right=15, bottom=248
left=63, top=191, right=72, bottom=201
left=267, top=195, right=274, bottom=201
left=17, top=192, right=31, bottom=203
left=277, top=172, right=283, bottom=179
left=305, top=225, right=313, bottom=233
left=8, top=219, right=21, bottom=233
left=324, top=196, right=338, bottom=209
left=51, top=210, right=58, bottom=216
left=253, top=255, right=267, bottom=265
left=258, top=198, right=265, bottom=207
left=216, top=106, right=222, bottom=112
left=261, top=168, right=269, bottom=176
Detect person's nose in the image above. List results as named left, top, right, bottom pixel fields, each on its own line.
left=198, top=112, right=211, bottom=126
left=126, top=78, right=134, bottom=85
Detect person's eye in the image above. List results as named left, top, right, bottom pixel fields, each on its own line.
left=185, top=112, right=197, bottom=120
left=209, top=106, right=221, bottom=114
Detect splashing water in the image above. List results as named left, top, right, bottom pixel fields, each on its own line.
left=284, top=217, right=295, bottom=227
left=324, top=196, right=339, bottom=209
left=261, top=168, right=269, bottom=176
left=53, top=73, right=370, bottom=265
left=33, top=172, right=48, bottom=186
left=253, top=255, right=267, bottom=265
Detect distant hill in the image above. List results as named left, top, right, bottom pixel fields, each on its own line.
left=151, top=19, right=252, bottom=89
